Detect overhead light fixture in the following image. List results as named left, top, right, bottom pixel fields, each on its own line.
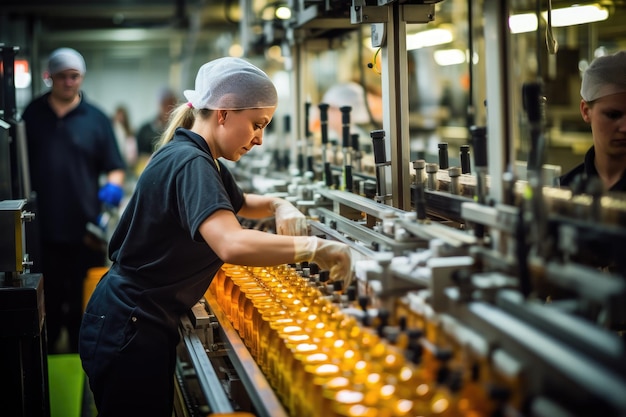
left=542, top=3, right=609, bottom=27
left=509, top=3, right=608, bottom=34
left=509, top=13, right=538, bottom=34
left=260, top=3, right=291, bottom=21
left=110, top=29, right=152, bottom=41
left=434, top=49, right=466, bottom=66
left=275, top=6, right=291, bottom=20
left=406, top=28, right=453, bottom=51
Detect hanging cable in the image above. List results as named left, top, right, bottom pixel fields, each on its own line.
left=536, top=0, right=542, bottom=77
left=545, top=0, right=558, bottom=54
left=367, top=47, right=382, bottom=75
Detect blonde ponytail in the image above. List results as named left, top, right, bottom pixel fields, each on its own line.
left=154, top=103, right=196, bottom=150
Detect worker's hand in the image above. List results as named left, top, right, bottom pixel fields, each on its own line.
left=272, top=199, right=308, bottom=236
left=98, top=183, right=124, bottom=207
left=294, top=236, right=353, bottom=290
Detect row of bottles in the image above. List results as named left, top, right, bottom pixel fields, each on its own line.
left=207, top=263, right=507, bottom=417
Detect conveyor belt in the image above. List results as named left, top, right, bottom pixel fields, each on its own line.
left=205, top=292, right=289, bottom=417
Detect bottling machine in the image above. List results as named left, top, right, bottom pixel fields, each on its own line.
left=1, top=1, right=624, bottom=417
left=172, top=1, right=626, bottom=417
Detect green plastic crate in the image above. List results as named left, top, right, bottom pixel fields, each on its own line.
left=47, top=354, right=85, bottom=417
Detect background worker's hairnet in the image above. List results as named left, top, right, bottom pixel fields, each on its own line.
left=322, top=82, right=371, bottom=124
left=580, top=50, right=626, bottom=102
left=184, top=57, right=278, bottom=110
left=47, top=47, right=86, bottom=76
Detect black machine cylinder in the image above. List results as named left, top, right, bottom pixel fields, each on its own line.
left=470, top=126, right=487, bottom=168
left=460, top=145, right=471, bottom=174
left=438, top=142, right=449, bottom=169
left=371, top=129, right=386, bottom=165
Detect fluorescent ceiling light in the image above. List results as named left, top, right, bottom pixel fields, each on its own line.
left=110, top=29, right=152, bottom=41
left=509, top=13, right=538, bottom=34
left=261, top=4, right=291, bottom=20
left=275, top=6, right=291, bottom=20
left=406, top=28, right=453, bottom=51
left=542, top=4, right=609, bottom=27
left=434, top=49, right=466, bottom=66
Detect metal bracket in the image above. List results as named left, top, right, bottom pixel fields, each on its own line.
left=351, top=1, right=436, bottom=24
left=188, top=301, right=217, bottom=348
left=351, top=3, right=388, bottom=24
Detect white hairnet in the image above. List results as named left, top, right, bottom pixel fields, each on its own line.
left=183, top=57, right=277, bottom=110
left=580, top=50, right=626, bottom=102
left=322, top=82, right=370, bottom=124
left=47, top=48, right=86, bottom=76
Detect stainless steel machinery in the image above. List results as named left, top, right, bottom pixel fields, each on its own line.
left=173, top=2, right=626, bottom=416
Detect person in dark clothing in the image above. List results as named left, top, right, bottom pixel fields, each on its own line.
left=21, top=47, right=126, bottom=353
left=558, top=50, right=626, bottom=192
left=134, top=87, right=177, bottom=173
left=78, top=56, right=353, bottom=417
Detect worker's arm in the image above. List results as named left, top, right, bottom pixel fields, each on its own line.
left=98, top=169, right=126, bottom=207
left=236, top=193, right=278, bottom=219
left=238, top=193, right=308, bottom=236
left=106, top=169, right=125, bottom=187
left=200, top=208, right=298, bottom=265
left=199, top=209, right=352, bottom=286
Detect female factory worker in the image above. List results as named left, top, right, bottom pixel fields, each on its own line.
left=79, top=57, right=353, bottom=417
left=559, top=50, right=626, bottom=192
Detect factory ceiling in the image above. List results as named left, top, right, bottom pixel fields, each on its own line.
left=2, top=0, right=625, bottom=46
left=1, top=0, right=239, bottom=32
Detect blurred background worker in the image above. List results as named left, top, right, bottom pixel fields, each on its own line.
left=21, top=47, right=126, bottom=354
left=559, top=50, right=626, bottom=192
left=321, top=81, right=378, bottom=154
left=79, top=57, right=353, bottom=417
left=558, top=50, right=626, bottom=273
left=135, top=86, right=178, bottom=174
left=309, top=81, right=382, bottom=178
left=112, top=104, right=138, bottom=177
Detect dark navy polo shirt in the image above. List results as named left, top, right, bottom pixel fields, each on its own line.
left=559, top=146, right=626, bottom=192
left=22, top=92, right=125, bottom=243
left=92, top=128, right=244, bottom=331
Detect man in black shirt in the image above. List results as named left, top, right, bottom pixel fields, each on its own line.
left=22, top=48, right=126, bottom=353
left=559, top=51, right=626, bottom=192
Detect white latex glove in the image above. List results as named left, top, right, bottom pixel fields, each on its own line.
left=294, top=236, right=353, bottom=289
left=272, top=199, right=308, bottom=236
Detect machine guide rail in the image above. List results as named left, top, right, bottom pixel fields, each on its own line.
left=178, top=313, right=234, bottom=414
left=209, top=292, right=288, bottom=417
left=177, top=295, right=288, bottom=417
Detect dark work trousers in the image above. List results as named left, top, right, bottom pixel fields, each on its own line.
left=42, top=242, right=105, bottom=353
left=80, top=311, right=177, bottom=417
